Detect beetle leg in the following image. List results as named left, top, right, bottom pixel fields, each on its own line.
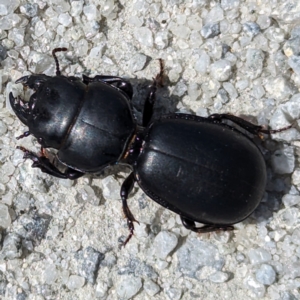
left=208, top=113, right=293, bottom=136
left=120, top=172, right=139, bottom=246
left=17, top=146, right=84, bottom=180
left=181, top=216, right=234, bottom=233
left=142, top=59, right=165, bottom=127
left=16, top=131, right=31, bottom=140
left=82, top=75, right=133, bottom=100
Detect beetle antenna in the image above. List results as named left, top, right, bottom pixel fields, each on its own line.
left=52, top=48, right=68, bottom=76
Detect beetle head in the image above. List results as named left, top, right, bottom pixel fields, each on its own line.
left=9, top=74, right=51, bottom=127
left=10, top=74, right=86, bottom=149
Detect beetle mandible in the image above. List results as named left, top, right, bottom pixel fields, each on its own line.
left=9, top=48, right=292, bottom=245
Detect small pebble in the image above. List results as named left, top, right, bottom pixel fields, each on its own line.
left=66, top=275, right=85, bottom=290
left=195, top=52, right=210, bottom=74
left=283, top=37, right=300, bottom=57
left=128, top=53, right=147, bottom=72
left=201, top=23, right=220, bottom=39
left=75, top=247, right=104, bottom=284
left=116, top=275, right=142, bottom=300
left=153, top=231, right=178, bottom=260
left=255, top=264, right=276, bottom=285
left=244, top=276, right=266, bottom=298
left=177, top=237, right=224, bottom=278
left=271, top=146, right=295, bottom=174
left=83, top=4, right=97, bottom=21
left=20, top=3, right=38, bottom=17
left=223, top=82, right=238, bottom=99
left=144, top=279, right=160, bottom=297
left=247, top=248, right=271, bottom=265
left=58, top=12, right=72, bottom=27
left=210, top=59, right=232, bottom=81
left=34, top=20, right=46, bottom=37
left=245, top=49, right=264, bottom=79
left=0, top=204, right=11, bottom=229
left=243, top=22, right=261, bottom=37
left=134, top=27, right=153, bottom=47
left=165, top=287, right=182, bottom=300
left=288, top=55, right=300, bottom=76
left=291, top=228, right=300, bottom=245
left=209, top=271, right=229, bottom=283
left=155, top=31, right=170, bottom=49
left=282, top=194, right=300, bottom=207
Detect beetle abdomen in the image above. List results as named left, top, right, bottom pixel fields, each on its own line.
left=135, top=115, right=267, bottom=225
left=58, top=82, right=135, bottom=172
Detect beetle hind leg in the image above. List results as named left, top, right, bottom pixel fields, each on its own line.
left=181, top=216, right=234, bottom=233
left=208, top=113, right=293, bottom=137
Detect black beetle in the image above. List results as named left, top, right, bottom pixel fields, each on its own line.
left=9, top=48, right=292, bottom=245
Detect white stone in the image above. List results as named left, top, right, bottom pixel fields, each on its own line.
left=128, top=53, right=147, bottom=72
left=282, top=194, right=300, bottom=207
left=144, top=279, right=160, bottom=297
left=153, top=231, right=178, bottom=260
left=134, top=27, right=153, bottom=47
left=101, top=176, right=120, bottom=200
left=255, top=264, right=276, bottom=285
left=35, top=20, right=46, bottom=37
left=195, top=52, right=210, bottom=74
left=223, top=82, right=238, bottom=99
left=209, top=271, right=229, bottom=283
left=210, top=59, right=232, bottom=81
left=70, top=1, right=83, bottom=16
left=247, top=248, right=271, bottom=265
left=271, top=146, right=295, bottom=174
left=83, top=4, right=97, bottom=21
left=116, top=275, right=142, bottom=300
left=66, top=275, right=85, bottom=290
left=43, top=264, right=57, bottom=284
left=292, top=228, right=300, bottom=245
left=0, top=204, right=11, bottom=229
left=58, top=13, right=72, bottom=27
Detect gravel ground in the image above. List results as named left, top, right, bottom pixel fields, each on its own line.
left=1, top=0, right=300, bottom=299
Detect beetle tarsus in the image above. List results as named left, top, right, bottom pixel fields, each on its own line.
left=181, top=216, right=234, bottom=233
left=16, top=131, right=31, bottom=140
left=120, top=172, right=139, bottom=246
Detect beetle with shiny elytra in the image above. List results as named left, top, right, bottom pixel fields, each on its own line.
left=9, top=48, right=291, bottom=245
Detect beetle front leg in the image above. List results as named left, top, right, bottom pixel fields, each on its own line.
left=208, top=113, right=293, bottom=136
left=181, top=216, right=234, bottom=233
left=17, top=147, right=84, bottom=180
left=82, top=75, right=133, bottom=100
left=120, top=172, right=139, bottom=246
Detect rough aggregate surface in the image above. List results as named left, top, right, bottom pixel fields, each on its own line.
left=1, top=0, right=300, bottom=299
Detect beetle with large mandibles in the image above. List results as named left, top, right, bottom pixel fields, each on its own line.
left=9, top=48, right=292, bottom=245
